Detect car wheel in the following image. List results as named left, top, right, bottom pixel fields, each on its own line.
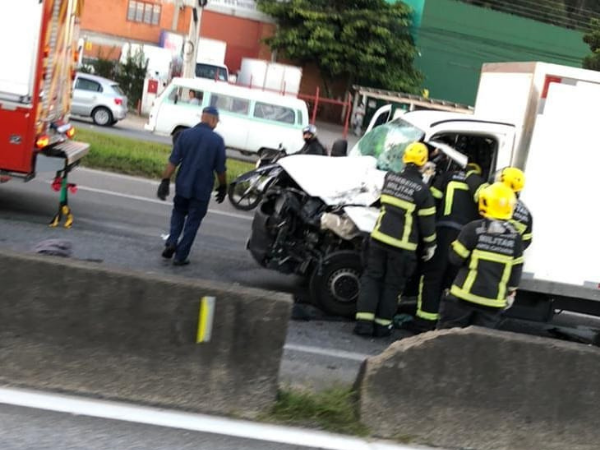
left=92, top=107, right=113, bottom=126
left=309, top=251, right=363, bottom=318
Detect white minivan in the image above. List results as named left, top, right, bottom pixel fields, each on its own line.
left=145, top=78, right=309, bottom=155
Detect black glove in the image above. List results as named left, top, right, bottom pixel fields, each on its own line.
left=215, top=184, right=227, bottom=204
left=157, top=179, right=170, bottom=201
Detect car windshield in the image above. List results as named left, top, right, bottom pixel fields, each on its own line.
left=349, top=118, right=425, bottom=172
left=111, top=84, right=125, bottom=96
left=195, top=64, right=228, bottom=81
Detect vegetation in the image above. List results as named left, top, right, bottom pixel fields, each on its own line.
left=74, top=128, right=254, bottom=183
left=257, top=0, right=422, bottom=95
left=583, top=18, right=600, bottom=71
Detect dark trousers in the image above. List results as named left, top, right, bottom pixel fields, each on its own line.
left=356, top=240, right=416, bottom=325
left=167, top=195, right=209, bottom=261
left=437, top=294, right=503, bottom=330
left=417, top=226, right=461, bottom=323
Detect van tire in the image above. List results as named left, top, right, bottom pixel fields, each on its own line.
left=309, top=251, right=362, bottom=318
left=172, top=127, right=189, bottom=145
left=92, top=107, right=113, bottom=127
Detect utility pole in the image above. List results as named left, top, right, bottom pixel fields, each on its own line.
left=171, top=0, right=182, bottom=31
left=182, top=0, right=207, bottom=79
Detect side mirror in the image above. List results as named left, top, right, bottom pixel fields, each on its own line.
left=331, top=139, right=348, bottom=157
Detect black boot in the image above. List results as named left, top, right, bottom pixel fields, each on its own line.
left=162, top=244, right=176, bottom=259
left=374, top=323, right=393, bottom=338
left=353, top=320, right=374, bottom=337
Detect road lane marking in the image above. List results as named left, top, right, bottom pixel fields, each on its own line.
left=0, top=387, right=425, bottom=450
left=37, top=180, right=253, bottom=221
left=284, top=344, right=370, bottom=362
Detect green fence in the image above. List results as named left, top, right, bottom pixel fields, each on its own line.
left=395, top=0, right=588, bottom=105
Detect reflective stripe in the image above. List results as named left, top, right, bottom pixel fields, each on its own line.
left=513, top=256, right=524, bottom=265
left=450, top=285, right=506, bottom=308
left=452, top=240, right=470, bottom=259
left=423, top=233, right=436, bottom=244
left=510, top=219, right=528, bottom=235
left=374, top=318, right=392, bottom=326
left=372, top=195, right=418, bottom=251
left=444, top=181, right=469, bottom=216
left=416, top=275, right=439, bottom=321
left=523, top=233, right=532, bottom=241
left=430, top=186, right=443, bottom=199
left=371, top=230, right=418, bottom=251
left=380, top=195, right=416, bottom=212
left=418, top=206, right=436, bottom=216
left=356, top=312, right=374, bottom=321
left=452, top=249, right=515, bottom=307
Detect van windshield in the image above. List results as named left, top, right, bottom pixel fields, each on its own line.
left=195, top=63, right=228, bottom=81
left=349, top=118, right=425, bottom=172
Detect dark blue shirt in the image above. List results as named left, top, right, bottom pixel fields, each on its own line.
left=169, top=123, right=226, bottom=201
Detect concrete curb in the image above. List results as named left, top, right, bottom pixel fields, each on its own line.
left=0, top=248, right=292, bottom=418
left=356, top=327, right=600, bottom=450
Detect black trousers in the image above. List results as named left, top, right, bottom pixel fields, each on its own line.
left=437, top=294, right=503, bottom=330
left=417, top=226, right=461, bottom=322
left=356, top=239, right=417, bottom=325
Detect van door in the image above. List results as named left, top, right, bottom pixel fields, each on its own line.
left=153, top=85, right=206, bottom=135
left=366, top=104, right=392, bottom=133
left=208, top=92, right=250, bottom=152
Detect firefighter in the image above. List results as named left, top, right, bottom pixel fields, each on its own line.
left=354, top=142, right=437, bottom=338
left=437, top=182, right=524, bottom=329
left=402, top=161, right=486, bottom=334
left=498, top=167, right=533, bottom=249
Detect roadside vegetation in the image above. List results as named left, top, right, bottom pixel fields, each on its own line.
left=263, top=387, right=369, bottom=436
left=74, top=128, right=254, bottom=183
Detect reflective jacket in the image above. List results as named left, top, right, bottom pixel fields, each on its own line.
left=430, top=169, right=486, bottom=229
left=449, top=218, right=524, bottom=308
left=371, top=165, right=437, bottom=251
left=510, top=199, right=533, bottom=250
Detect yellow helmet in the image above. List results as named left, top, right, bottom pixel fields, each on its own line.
left=479, top=182, right=516, bottom=220
left=499, top=167, right=525, bottom=193
left=403, top=142, right=428, bottom=167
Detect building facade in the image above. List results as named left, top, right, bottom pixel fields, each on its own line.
left=79, top=0, right=275, bottom=73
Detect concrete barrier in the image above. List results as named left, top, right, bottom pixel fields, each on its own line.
left=0, top=249, right=291, bottom=418
left=355, top=327, right=600, bottom=450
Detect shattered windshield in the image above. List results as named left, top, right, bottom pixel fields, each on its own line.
left=349, top=118, right=425, bottom=172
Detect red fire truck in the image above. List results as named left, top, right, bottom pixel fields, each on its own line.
left=0, top=0, right=89, bottom=227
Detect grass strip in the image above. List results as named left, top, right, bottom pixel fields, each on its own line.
left=263, top=387, right=369, bottom=436
left=75, top=128, right=254, bottom=183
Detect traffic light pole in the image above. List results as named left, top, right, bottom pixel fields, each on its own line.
left=182, top=1, right=207, bottom=79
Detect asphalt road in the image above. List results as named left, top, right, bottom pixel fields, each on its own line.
left=0, top=168, right=391, bottom=390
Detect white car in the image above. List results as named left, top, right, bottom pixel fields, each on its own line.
left=71, top=73, right=128, bottom=126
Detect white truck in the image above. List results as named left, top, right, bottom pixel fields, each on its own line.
left=237, top=58, right=303, bottom=96
left=248, top=61, right=600, bottom=320
left=195, top=38, right=229, bottom=82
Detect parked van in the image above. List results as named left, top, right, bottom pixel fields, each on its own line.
left=145, top=78, right=309, bottom=155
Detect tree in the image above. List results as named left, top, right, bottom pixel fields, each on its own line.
left=115, top=49, right=148, bottom=109
left=256, top=0, right=423, bottom=95
left=583, top=18, right=600, bottom=70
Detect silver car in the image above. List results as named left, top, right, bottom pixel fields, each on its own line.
left=72, top=73, right=128, bottom=126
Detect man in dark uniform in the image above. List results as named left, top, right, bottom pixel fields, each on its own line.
left=298, top=124, right=327, bottom=156
left=405, top=162, right=486, bottom=333
left=437, top=182, right=524, bottom=329
left=498, top=167, right=533, bottom=250
left=157, top=106, right=227, bottom=266
left=354, top=142, right=437, bottom=338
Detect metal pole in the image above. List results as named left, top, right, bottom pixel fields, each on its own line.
left=182, top=4, right=203, bottom=79
left=343, top=93, right=352, bottom=139
left=171, top=0, right=182, bottom=31
left=311, top=86, right=320, bottom=124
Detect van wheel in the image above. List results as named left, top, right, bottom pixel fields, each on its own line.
left=92, top=107, right=113, bottom=126
left=309, top=251, right=362, bottom=318
left=172, top=127, right=189, bottom=145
